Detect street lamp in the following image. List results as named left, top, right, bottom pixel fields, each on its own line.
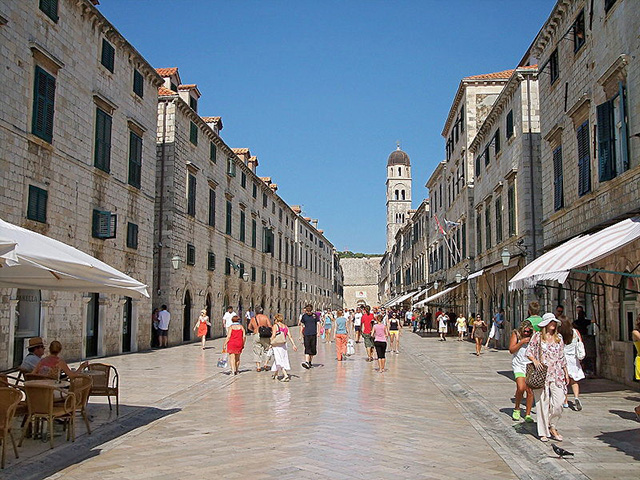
left=171, top=255, right=183, bottom=270
left=434, top=280, right=439, bottom=290
left=501, top=247, right=510, bottom=267
left=455, top=273, right=463, bottom=283
left=242, top=272, right=250, bottom=282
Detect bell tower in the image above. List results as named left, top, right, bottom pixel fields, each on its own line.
left=386, top=144, right=412, bottom=251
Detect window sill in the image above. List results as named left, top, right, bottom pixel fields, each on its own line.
left=27, top=134, right=54, bottom=152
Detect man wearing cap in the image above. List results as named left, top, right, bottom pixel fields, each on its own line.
left=19, top=337, right=45, bottom=373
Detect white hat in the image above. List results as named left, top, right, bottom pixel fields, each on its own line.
left=538, top=312, right=561, bottom=328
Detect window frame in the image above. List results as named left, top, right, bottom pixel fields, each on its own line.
left=101, top=39, right=115, bottom=73
left=94, top=107, right=112, bottom=173
left=128, top=131, right=143, bottom=188
left=186, top=244, right=196, bottom=266
left=32, top=66, right=56, bottom=143
left=573, top=10, right=586, bottom=53
left=225, top=200, right=232, bottom=235
left=187, top=173, right=197, bottom=217
left=27, top=185, right=48, bottom=223
left=133, top=69, right=144, bottom=98
left=189, top=121, right=198, bottom=146
left=207, top=252, right=216, bottom=271
left=92, top=209, right=117, bottom=239
left=577, top=120, right=591, bottom=196
left=39, top=0, right=59, bottom=22
left=126, top=222, right=139, bottom=249
left=549, top=49, right=559, bottom=84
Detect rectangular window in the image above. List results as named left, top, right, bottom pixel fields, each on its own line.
left=101, top=39, right=115, bottom=73
left=553, top=146, right=564, bottom=211
left=476, top=213, right=482, bottom=254
left=92, top=209, right=117, bottom=239
left=484, top=146, right=490, bottom=167
left=241, top=172, right=247, bottom=188
left=189, top=121, right=198, bottom=146
left=251, top=266, right=256, bottom=282
left=27, top=185, right=48, bottom=223
left=226, top=158, right=236, bottom=177
left=494, top=129, right=501, bottom=155
left=126, top=222, right=138, bottom=249
left=189, top=96, right=197, bottom=112
left=263, top=227, right=274, bottom=255
left=495, top=197, right=503, bottom=244
left=577, top=121, right=591, bottom=196
left=506, top=110, right=514, bottom=139
left=597, top=85, right=629, bottom=182
left=208, top=189, right=216, bottom=227
left=133, top=70, right=144, bottom=98
left=252, top=183, right=257, bottom=199
left=187, top=174, right=196, bottom=217
left=207, top=252, right=215, bottom=271
left=474, top=154, right=480, bottom=178
left=549, top=49, right=559, bottom=84
left=461, top=222, right=466, bottom=259
left=262, top=193, right=268, bottom=208
left=508, top=185, right=516, bottom=237
left=573, top=10, right=585, bottom=52
left=39, top=0, right=59, bottom=22
left=225, top=201, right=232, bottom=235
left=251, top=219, right=257, bottom=248
left=225, top=258, right=231, bottom=275
left=94, top=108, right=112, bottom=172
left=186, top=244, right=195, bottom=266
left=210, top=142, right=217, bottom=163
left=460, top=107, right=465, bottom=132
left=32, top=66, right=56, bottom=143
left=485, top=205, right=492, bottom=250
left=239, top=211, right=246, bottom=242
left=128, top=131, right=142, bottom=188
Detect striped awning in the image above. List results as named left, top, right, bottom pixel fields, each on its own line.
left=387, top=290, right=418, bottom=307
left=411, top=287, right=431, bottom=303
left=468, top=269, right=484, bottom=280
left=509, top=216, right=640, bottom=291
left=413, top=284, right=462, bottom=308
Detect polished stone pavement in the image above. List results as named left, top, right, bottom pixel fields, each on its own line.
left=6, top=329, right=639, bottom=479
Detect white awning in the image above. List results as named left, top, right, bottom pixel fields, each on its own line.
left=468, top=269, right=484, bottom=280
left=411, top=287, right=431, bottom=302
left=381, top=294, right=400, bottom=308
left=509, top=216, right=640, bottom=291
left=414, top=284, right=462, bottom=308
left=387, top=290, right=418, bottom=307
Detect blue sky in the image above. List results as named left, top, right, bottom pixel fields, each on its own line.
left=98, top=0, right=555, bottom=254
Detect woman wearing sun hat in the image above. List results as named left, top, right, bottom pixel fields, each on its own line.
left=194, top=309, right=211, bottom=350
left=526, top=313, right=569, bottom=442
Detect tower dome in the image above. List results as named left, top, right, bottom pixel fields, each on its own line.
left=387, top=145, right=410, bottom=166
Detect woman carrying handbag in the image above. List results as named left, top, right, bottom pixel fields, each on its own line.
left=526, top=313, right=569, bottom=442
left=270, top=314, right=297, bottom=382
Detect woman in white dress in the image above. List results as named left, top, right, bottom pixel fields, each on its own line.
left=558, top=316, right=585, bottom=410
left=270, top=313, right=298, bottom=382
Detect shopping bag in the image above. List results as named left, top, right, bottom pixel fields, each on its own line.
left=217, top=353, right=228, bottom=368
left=346, top=339, right=355, bottom=356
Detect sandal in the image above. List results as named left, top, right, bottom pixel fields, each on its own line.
left=256, top=367, right=262, bottom=372
left=539, top=436, right=549, bottom=443
left=549, top=429, right=563, bottom=442
left=280, top=376, right=290, bottom=382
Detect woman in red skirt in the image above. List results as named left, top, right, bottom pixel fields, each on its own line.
left=223, top=314, right=245, bottom=375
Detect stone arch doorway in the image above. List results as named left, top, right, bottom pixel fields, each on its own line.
left=183, top=291, right=192, bottom=342
left=206, top=293, right=213, bottom=339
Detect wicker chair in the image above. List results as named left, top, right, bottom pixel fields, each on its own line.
left=0, top=388, right=22, bottom=468
left=20, top=384, right=75, bottom=449
left=69, top=375, right=93, bottom=434
left=85, top=363, right=119, bottom=415
left=24, top=372, right=56, bottom=382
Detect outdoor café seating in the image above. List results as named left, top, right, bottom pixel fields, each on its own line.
left=0, top=387, right=21, bottom=468
left=69, top=375, right=93, bottom=434
left=20, top=382, right=75, bottom=449
left=84, top=363, right=119, bottom=415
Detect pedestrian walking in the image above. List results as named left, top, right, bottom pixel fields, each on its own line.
left=151, top=307, right=160, bottom=348
left=299, top=304, right=321, bottom=369
left=485, top=309, right=504, bottom=350
left=194, top=309, right=211, bottom=349
left=508, top=319, right=534, bottom=422
left=388, top=313, right=401, bottom=353
left=527, top=301, right=543, bottom=331
left=249, top=307, right=272, bottom=372
left=437, top=311, right=449, bottom=341
left=471, top=314, right=487, bottom=355
left=353, top=307, right=363, bottom=343
left=558, top=316, right=585, bottom=410
left=323, top=310, right=334, bottom=343
left=270, top=313, right=297, bottom=381
left=157, top=304, right=170, bottom=348
left=334, top=309, right=350, bottom=361
left=360, top=305, right=376, bottom=362
left=526, top=313, right=569, bottom=442
left=222, top=306, right=237, bottom=336
left=456, top=313, right=467, bottom=341
left=372, top=317, right=390, bottom=372
left=425, top=310, right=433, bottom=332
left=223, top=314, right=245, bottom=375
left=632, top=314, right=640, bottom=421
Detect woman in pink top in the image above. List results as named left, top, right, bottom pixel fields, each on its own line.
left=372, top=318, right=390, bottom=373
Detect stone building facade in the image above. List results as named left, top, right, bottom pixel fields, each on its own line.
left=470, top=66, right=542, bottom=341
left=0, top=0, right=162, bottom=368
left=529, top=0, right=639, bottom=386
left=341, top=256, right=382, bottom=309
left=155, top=68, right=342, bottom=341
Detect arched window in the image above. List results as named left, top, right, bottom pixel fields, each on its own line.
left=395, top=189, right=399, bottom=200
left=401, top=190, right=406, bottom=200
left=398, top=167, right=402, bottom=176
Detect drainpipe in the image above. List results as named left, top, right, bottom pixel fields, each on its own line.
left=526, top=75, right=538, bottom=259
left=156, top=100, right=168, bottom=294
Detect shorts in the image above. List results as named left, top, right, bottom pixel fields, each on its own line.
left=303, top=334, right=318, bottom=356
left=457, top=327, right=466, bottom=333
left=438, top=326, right=447, bottom=333
left=158, top=329, right=168, bottom=337
left=374, top=341, right=387, bottom=359
left=514, top=372, right=526, bottom=379
left=354, top=325, right=361, bottom=332
left=389, top=329, right=399, bottom=336
left=363, top=333, right=374, bottom=348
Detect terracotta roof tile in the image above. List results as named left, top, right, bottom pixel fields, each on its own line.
left=158, top=86, right=177, bottom=96
left=202, top=116, right=221, bottom=123
left=233, top=148, right=250, bottom=154
left=464, top=69, right=515, bottom=80
left=156, top=67, right=178, bottom=77
left=178, top=84, right=197, bottom=90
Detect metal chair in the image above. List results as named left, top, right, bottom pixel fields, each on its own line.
left=0, top=387, right=22, bottom=468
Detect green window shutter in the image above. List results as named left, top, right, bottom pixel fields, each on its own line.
left=553, top=146, right=564, bottom=211
left=225, top=201, right=232, bottom=235
left=187, top=174, right=196, bottom=216
left=39, top=0, right=59, bottom=22
left=190, top=122, right=198, bottom=145
left=240, top=211, right=246, bottom=242
left=476, top=214, right=482, bottom=254
left=495, top=198, right=502, bottom=244
left=27, top=185, right=48, bottom=223
left=241, top=172, right=246, bottom=188
left=126, top=222, right=138, bottom=249
left=210, top=142, right=216, bottom=163
left=506, top=110, right=514, bottom=138
left=461, top=222, right=466, bottom=258
left=251, top=219, right=257, bottom=248
left=32, top=66, right=56, bottom=143
left=251, top=267, right=256, bottom=282
left=186, top=244, right=195, bottom=266
left=485, top=205, right=491, bottom=250
left=474, top=153, right=480, bottom=177
left=92, top=210, right=116, bottom=239
left=208, top=252, right=215, bottom=271
left=208, top=189, right=216, bottom=227
left=494, top=129, right=500, bottom=154
left=508, top=185, right=516, bottom=236
left=101, top=39, right=115, bottom=72
left=94, top=108, right=112, bottom=172
left=618, top=82, right=629, bottom=173
left=133, top=70, right=144, bottom=97
left=597, top=100, right=615, bottom=182
left=484, top=146, right=490, bottom=167
left=225, top=258, right=231, bottom=276
left=128, top=132, right=142, bottom=188
left=577, top=121, right=591, bottom=196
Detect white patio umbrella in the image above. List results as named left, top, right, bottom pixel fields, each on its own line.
left=0, top=218, right=149, bottom=298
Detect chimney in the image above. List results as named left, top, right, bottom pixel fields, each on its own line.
left=232, top=148, right=251, bottom=164
left=291, top=205, right=302, bottom=214
left=247, top=156, right=259, bottom=173
left=202, top=117, right=223, bottom=135
left=312, top=219, right=319, bottom=229
left=269, top=183, right=278, bottom=193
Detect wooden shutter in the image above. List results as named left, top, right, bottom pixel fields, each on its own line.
left=128, top=132, right=142, bottom=188
left=240, top=211, right=246, bottom=242
left=94, top=108, right=112, bottom=172
left=225, top=201, right=232, bottom=234
left=485, top=206, right=491, bottom=249
left=32, top=67, right=56, bottom=143
left=506, top=110, right=514, bottom=138
left=186, top=244, right=195, bottom=265
left=190, top=122, right=198, bottom=145
left=187, top=174, right=196, bottom=216
left=210, top=142, right=216, bottom=163
left=101, top=39, right=115, bottom=72
left=39, top=0, right=59, bottom=21
left=597, top=100, right=615, bottom=181
left=208, top=252, right=215, bottom=271
left=494, top=129, right=501, bottom=154
left=92, top=210, right=116, bottom=239
left=577, top=121, right=591, bottom=196
left=618, top=82, right=629, bottom=172
left=553, top=146, right=564, bottom=210
left=126, top=223, right=138, bottom=249
left=27, top=185, right=48, bottom=223
left=133, top=70, right=144, bottom=97
left=208, top=189, right=216, bottom=227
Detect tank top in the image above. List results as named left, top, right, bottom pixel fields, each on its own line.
left=389, top=319, right=399, bottom=330
left=373, top=323, right=387, bottom=342
left=335, top=317, right=347, bottom=334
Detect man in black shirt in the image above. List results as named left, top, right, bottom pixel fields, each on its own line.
left=299, top=304, right=320, bottom=369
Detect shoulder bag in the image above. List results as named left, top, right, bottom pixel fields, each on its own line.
left=525, top=333, right=548, bottom=389
left=575, top=329, right=586, bottom=360
left=270, top=327, right=286, bottom=346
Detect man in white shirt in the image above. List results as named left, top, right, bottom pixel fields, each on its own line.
left=438, top=312, right=449, bottom=342
left=353, top=307, right=363, bottom=343
left=157, top=305, right=171, bottom=348
left=223, top=306, right=237, bottom=335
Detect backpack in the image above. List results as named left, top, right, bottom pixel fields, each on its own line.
left=259, top=325, right=272, bottom=338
